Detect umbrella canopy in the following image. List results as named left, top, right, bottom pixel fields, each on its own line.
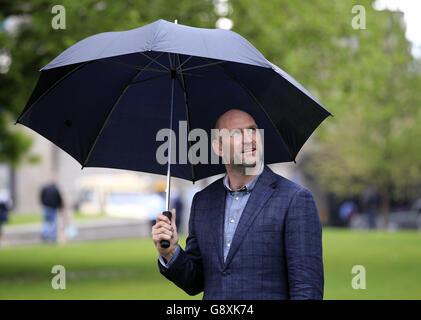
left=17, top=19, right=332, bottom=182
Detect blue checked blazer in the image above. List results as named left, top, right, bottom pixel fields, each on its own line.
left=159, top=165, right=324, bottom=300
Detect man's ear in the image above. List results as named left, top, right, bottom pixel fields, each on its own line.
left=212, top=138, right=223, bottom=158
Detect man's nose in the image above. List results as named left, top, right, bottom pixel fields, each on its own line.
left=243, top=129, right=254, bottom=143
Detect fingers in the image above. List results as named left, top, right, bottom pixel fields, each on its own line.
left=152, top=232, right=171, bottom=242
left=152, top=225, right=173, bottom=238
left=156, top=213, right=171, bottom=224
left=152, top=227, right=172, bottom=242
left=152, top=218, right=174, bottom=242
left=153, top=220, right=173, bottom=231
left=152, top=210, right=178, bottom=250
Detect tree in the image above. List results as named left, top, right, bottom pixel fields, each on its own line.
left=0, top=0, right=217, bottom=166
left=230, top=0, right=421, bottom=217
left=2, top=0, right=421, bottom=219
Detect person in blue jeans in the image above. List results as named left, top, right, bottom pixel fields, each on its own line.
left=40, top=176, right=63, bottom=243
left=0, top=186, right=13, bottom=248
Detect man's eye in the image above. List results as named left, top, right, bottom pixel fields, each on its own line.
left=230, top=129, right=242, bottom=137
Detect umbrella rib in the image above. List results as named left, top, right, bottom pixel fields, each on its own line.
left=177, top=71, right=230, bottom=81
left=200, top=57, right=296, bottom=162
left=98, top=59, right=168, bottom=74
left=176, top=54, right=196, bottom=182
left=82, top=60, right=155, bottom=168
left=139, top=51, right=170, bottom=72
left=176, top=55, right=193, bottom=71
left=168, top=53, right=174, bottom=70
left=180, top=60, right=226, bottom=72
left=15, top=61, right=90, bottom=124
left=129, top=73, right=169, bottom=86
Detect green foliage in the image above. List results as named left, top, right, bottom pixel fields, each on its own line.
left=0, top=110, right=32, bottom=166
left=231, top=0, right=421, bottom=203
left=0, top=0, right=216, bottom=166
left=2, top=0, right=420, bottom=205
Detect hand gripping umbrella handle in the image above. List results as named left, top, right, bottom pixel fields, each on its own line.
left=160, top=210, right=172, bottom=248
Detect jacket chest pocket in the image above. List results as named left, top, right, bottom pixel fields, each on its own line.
left=249, top=218, right=281, bottom=233
left=247, top=217, right=283, bottom=257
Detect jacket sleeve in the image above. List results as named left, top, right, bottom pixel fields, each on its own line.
left=285, top=187, right=324, bottom=300
left=158, top=193, right=204, bottom=296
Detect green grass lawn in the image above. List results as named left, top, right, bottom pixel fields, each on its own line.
left=7, top=212, right=108, bottom=226
left=6, top=213, right=43, bottom=225
left=0, top=228, right=420, bottom=300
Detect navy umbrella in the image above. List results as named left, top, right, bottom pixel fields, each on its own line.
left=16, top=19, right=332, bottom=244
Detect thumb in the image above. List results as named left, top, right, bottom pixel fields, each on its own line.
left=171, top=208, right=177, bottom=228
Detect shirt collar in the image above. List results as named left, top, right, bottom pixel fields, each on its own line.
left=223, top=163, right=264, bottom=193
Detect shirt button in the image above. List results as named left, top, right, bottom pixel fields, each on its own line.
left=227, top=243, right=231, bottom=247
left=230, top=218, right=235, bottom=223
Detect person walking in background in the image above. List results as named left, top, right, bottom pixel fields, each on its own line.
left=339, top=200, right=358, bottom=227
left=171, top=189, right=183, bottom=232
left=40, top=175, right=63, bottom=243
left=360, top=186, right=380, bottom=229
left=0, top=185, right=13, bottom=248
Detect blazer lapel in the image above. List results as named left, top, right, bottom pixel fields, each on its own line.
left=223, top=166, right=278, bottom=268
left=208, top=178, right=226, bottom=269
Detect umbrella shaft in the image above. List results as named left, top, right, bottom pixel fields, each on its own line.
left=165, top=162, right=171, bottom=211
left=165, top=55, right=176, bottom=211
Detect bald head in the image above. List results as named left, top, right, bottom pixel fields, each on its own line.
left=211, top=108, right=263, bottom=172
left=214, top=109, right=257, bottom=133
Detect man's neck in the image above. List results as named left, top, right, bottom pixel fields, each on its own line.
left=225, top=162, right=263, bottom=191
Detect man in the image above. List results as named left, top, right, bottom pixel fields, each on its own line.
left=152, top=109, right=324, bottom=299
left=0, top=184, right=13, bottom=248
left=40, top=175, right=63, bottom=243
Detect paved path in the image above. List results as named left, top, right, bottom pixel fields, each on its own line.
left=2, top=218, right=152, bottom=247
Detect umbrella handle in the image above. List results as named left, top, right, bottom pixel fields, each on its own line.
left=159, top=210, right=173, bottom=248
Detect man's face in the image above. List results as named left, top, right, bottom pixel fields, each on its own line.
left=215, top=110, right=263, bottom=168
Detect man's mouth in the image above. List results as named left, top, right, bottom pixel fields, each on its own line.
left=243, top=148, right=256, bottom=153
